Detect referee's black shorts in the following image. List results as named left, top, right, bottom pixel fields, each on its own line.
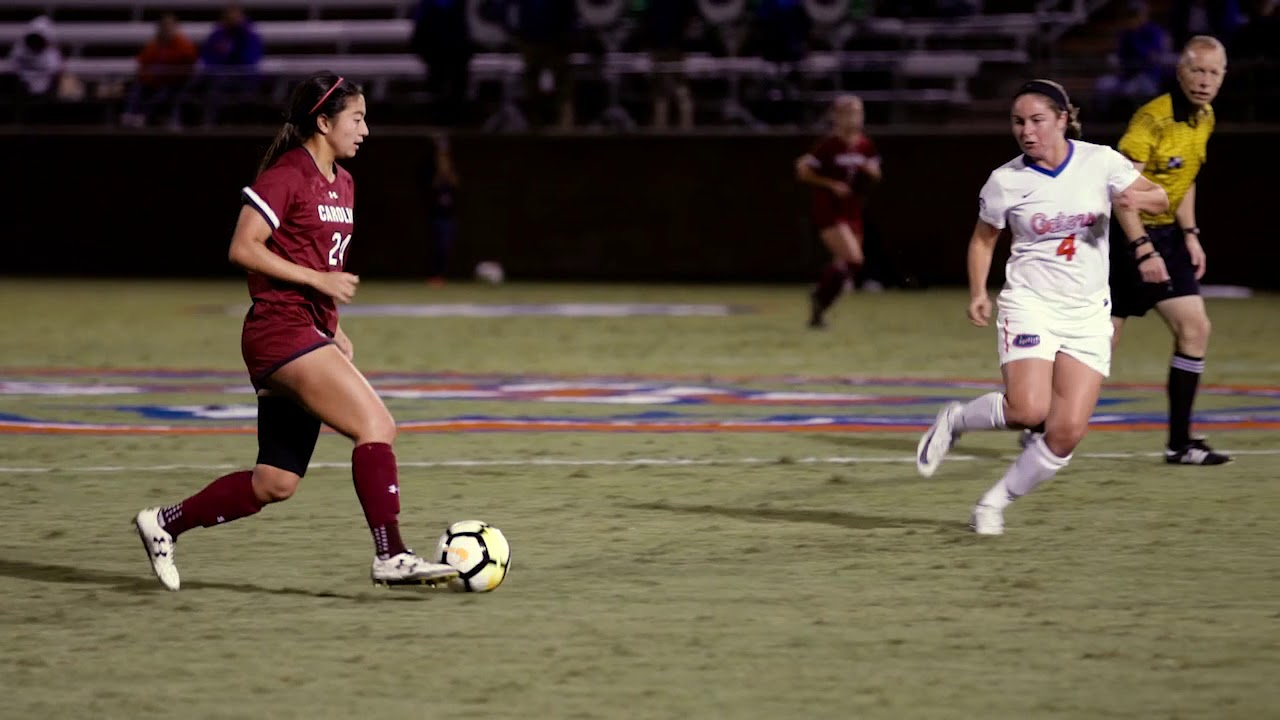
left=1110, top=223, right=1200, bottom=319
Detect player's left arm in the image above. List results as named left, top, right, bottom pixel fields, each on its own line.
left=1108, top=146, right=1168, bottom=215
left=334, top=185, right=358, bottom=360
left=1113, top=174, right=1169, bottom=215
left=1176, top=182, right=1206, bottom=279
left=1108, top=150, right=1171, bottom=284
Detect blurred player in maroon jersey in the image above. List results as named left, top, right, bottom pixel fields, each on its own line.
left=132, top=71, right=459, bottom=591
left=795, top=94, right=882, bottom=328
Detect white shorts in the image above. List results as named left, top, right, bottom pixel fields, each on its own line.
left=995, top=294, right=1113, bottom=377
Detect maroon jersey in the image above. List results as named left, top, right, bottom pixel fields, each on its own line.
left=803, top=133, right=878, bottom=233
left=241, top=146, right=356, bottom=335
left=804, top=133, right=879, bottom=186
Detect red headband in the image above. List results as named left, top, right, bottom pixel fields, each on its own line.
left=308, top=76, right=344, bottom=115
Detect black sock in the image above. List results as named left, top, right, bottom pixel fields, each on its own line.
left=811, top=264, right=848, bottom=317
left=1168, top=352, right=1205, bottom=448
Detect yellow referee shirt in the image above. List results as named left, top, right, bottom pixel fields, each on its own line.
left=1116, top=92, right=1214, bottom=227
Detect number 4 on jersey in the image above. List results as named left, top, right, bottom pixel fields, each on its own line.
left=1056, top=234, right=1076, bottom=261
left=329, top=232, right=352, bottom=266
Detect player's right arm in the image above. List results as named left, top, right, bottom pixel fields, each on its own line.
left=966, top=173, right=1010, bottom=327
left=227, top=205, right=360, bottom=303
left=795, top=141, right=850, bottom=197
left=237, top=167, right=360, bottom=303
left=966, top=220, right=1001, bottom=327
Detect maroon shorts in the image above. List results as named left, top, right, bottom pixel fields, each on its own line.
left=811, top=192, right=863, bottom=237
left=241, top=302, right=333, bottom=390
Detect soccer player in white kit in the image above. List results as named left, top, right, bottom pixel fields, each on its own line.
left=915, top=80, right=1171, bottom=535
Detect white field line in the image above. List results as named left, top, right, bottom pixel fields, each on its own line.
left=2, top=449, right=1280, bottom=474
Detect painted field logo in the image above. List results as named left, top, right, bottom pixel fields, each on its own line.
left=2, top=369, right=1279, bottom=434
left=1013, top=334, right=1041, bottom=348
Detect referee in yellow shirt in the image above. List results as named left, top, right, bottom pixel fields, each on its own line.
left=1110, top=36, right=1230, bottom=465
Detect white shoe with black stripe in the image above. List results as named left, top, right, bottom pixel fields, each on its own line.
left=916, top=402, right=962, bottom=478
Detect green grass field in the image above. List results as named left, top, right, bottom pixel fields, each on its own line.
left=1, top=279, right=1277, bottom=719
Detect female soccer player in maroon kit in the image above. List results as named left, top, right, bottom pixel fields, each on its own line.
left=795, top=94, right=882, bottom=328
left=133, top=72, right=459, bottom=590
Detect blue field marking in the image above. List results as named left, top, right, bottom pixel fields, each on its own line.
left=3, top=368, right=1280, bottom=434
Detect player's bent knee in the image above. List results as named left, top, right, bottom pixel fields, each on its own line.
left=1003, top=396, right=1049, bottom=430
left=252, top=465, right=302, bottom=503
left=1043, top=423, right=1087, bottom=457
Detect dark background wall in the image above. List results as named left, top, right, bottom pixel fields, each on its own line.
left=9, top=130, right=1277, bottom=287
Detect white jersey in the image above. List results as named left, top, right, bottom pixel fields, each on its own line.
left=978, top=140, right=1140, bottom=310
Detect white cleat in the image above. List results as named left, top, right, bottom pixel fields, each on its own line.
left=371, top=551, right=460, bottom=588
left=916, top=402, right=962, bottom=478
left=133, top=507, right=180, bottom=591
left=970, top=504, right=1005, bottom=536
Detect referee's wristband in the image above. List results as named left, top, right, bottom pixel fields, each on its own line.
left=1128, top=235, right=1153, bottom=255
left=1135, top=250, right=1162, bottom=265
left=1182, top=226, right=1200, bottom=236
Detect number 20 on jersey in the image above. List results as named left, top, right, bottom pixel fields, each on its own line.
left=329, top=232, right=352, bottom=266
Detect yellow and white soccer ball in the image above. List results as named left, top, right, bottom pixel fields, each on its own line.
left=434, top=520, right=511, bottom=593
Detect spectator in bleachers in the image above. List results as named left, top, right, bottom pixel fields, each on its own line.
left=419, top=133, right=461, bottom=285
left=411, top=0, right=474, bottom=127
left=752, top=0, right=811, bottom=64
left=197, top=3, right=265, bottom=125
left=1230, top=0, right=1279, bottom=119
left=1229, top=0, right=1278, bottom=55
left=509, top=0, right=578, bottom=129
left=933, top=0, right=978, bottom=16
left=1093, top=1, right=1172, bottom=118
left=4, top=15, right=63, bottom=100
left=752, top=0, right=811, bottom=125
left=876, top=0, right=975, bottom=17
left=1171, top=0, right=1245, bottom=47
left=644, top=0, right=696, bottom=129
left=121, top=14, right=199, bottom=129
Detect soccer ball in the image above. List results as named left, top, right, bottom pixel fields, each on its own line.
left=434, top=520, right=511, bottom=593
left=474, top=261, right=505, bottom=285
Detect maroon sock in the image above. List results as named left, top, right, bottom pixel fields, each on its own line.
left=812, top=263, right=849, bottom=313
left=159, top=470, right=265, bottom=539
left=353, top=442, right=407, bottom=559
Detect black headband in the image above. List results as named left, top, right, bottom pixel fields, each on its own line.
left=1015, top=80, right=1070, bottom=110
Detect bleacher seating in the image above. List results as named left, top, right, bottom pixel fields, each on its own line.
left=0, top=0, right=1096, bottom=128
left=1, top=0, right=415, bottom=21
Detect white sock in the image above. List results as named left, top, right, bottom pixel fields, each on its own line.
left=978, top=434, right=1071, bottom=510
left=951, top=392, right=1008, bottom=433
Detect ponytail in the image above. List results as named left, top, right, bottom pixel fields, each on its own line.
left=257, top=121, right=300, bottom=177
left=1064, top=104, right=1083, bottom=140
